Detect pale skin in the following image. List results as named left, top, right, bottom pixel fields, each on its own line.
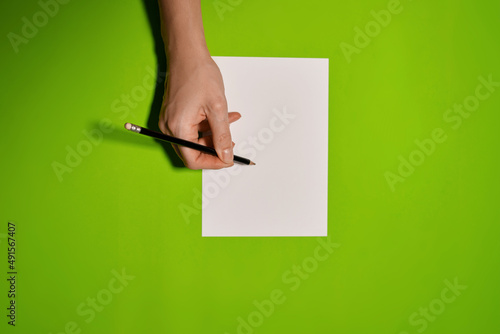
left=158, top=0, right=240, bottom=169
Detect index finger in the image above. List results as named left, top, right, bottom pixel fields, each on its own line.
left=205, top=100, right=234, bottom=164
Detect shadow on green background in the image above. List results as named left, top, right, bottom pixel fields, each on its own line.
left=141, top=0, right=185, bottom=168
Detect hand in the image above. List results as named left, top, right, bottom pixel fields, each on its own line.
left=158, top=56, right=240, bottom=169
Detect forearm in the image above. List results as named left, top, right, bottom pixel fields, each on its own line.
left=157, top=0, right=235, bottom=168
left=158, top=0, right=211, bottom=64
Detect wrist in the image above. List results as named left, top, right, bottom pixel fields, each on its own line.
left=166, top=40, right=211, bottom=66
left=166, top=35, right=213, bottom=73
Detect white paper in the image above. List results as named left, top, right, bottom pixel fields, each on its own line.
left=202, top=57, right=329, bottom=237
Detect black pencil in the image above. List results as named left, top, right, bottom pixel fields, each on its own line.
left=124, top=123, right=255, bottom=166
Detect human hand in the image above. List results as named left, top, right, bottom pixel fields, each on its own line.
left=158, top=56, right=240, bottom=169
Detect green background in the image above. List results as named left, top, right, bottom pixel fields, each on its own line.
left=1, top=0, right=499, bottom=333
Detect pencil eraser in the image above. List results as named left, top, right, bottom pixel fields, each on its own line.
left=124, top=123, right=132, bottom=130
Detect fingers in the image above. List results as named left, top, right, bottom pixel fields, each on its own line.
left=197, top=135, right=235, bottom=149
left=178, top=142, right=232, bottom=170
left=198, top=111, right=241, bottom=137
left=169, top=118, right=233, bottom=170
left=205, top=100, right=234, bottom=164
left=159, top=117, right=185, bottom=164
left=158, top=96, right=237, bottom=169
left=168, top=124, right=208, bottom=169
left=228, top=112, right=242, bottom=123
left=184, top=137, right=236, bottom=169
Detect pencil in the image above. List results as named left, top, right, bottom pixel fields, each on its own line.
left=124, top=123, right=256, bottom=166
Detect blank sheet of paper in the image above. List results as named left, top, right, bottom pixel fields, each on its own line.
left=202, top=57, right=328, bottom=237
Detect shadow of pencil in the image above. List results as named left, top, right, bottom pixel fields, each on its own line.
left=141, top=0, right=184, bottom=168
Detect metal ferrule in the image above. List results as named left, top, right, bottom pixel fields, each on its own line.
left=130, top=124, right=141, bottom=133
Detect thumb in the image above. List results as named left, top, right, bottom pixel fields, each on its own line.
left=206, top=102, right=234, bottom=164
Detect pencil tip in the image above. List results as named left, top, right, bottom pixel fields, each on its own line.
left=124, top=123, right=132, bottom=130
left=250, top=161, right=256, bottom=165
